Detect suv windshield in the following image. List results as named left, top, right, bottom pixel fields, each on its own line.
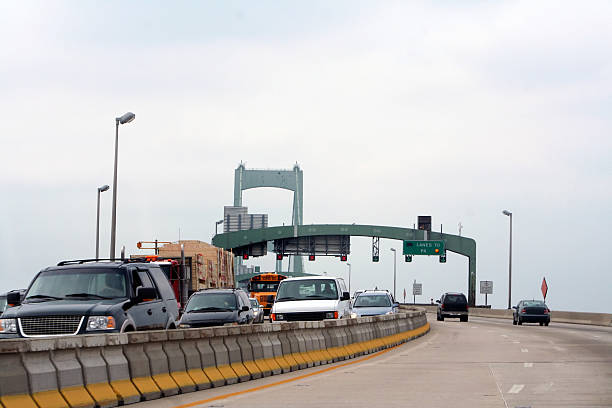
left=444, top=294, right=467, bottom=304
left=26, top=269, right=128, bottom=301
left=276, top=279, right=338, bottom=301
left=354, top=294, right=392, bottom=307
left=186, top=293, right=237, bottom=312
left=251, top=282, right=280, bottom=292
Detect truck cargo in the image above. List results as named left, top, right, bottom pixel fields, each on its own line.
left=134, top=240, right=235, bottom=309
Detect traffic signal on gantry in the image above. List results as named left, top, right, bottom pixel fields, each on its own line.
left=405, top=255, right=412, bottom=262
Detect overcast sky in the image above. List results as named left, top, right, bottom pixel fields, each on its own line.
left=1, top=1, right=610, bottom=312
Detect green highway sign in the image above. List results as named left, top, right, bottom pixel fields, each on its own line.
left=403, top=240, right=445, bottom=256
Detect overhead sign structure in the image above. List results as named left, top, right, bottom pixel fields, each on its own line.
left=403, top=240, right=445, bottom=256
left=480, top=281, right=493, bottom=294
left=541, top=277, right=548, bottom=300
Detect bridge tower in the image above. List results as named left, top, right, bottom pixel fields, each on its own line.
left=234, top=163, right=304, bottom=273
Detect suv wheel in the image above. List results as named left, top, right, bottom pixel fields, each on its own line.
left=512, top=317, right=517, bottom=325
left=517, top=317, right=522, bottom=325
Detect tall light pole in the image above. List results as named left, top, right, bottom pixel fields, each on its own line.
left=502, top=210, right=513, bottom=309
left=346, top=263, right=351, bottom=294
left=110, top=112, right=135, bottom=260
left=390, top=248, right=397, bottom=301
left=96, top=185, right=110, bottom=259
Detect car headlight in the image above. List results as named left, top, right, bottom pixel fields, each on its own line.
left=271, top=313, right=284, bottom=321
left=325, top=311, right=338, bottom=319
left=0, top=318, right=17, bottom=333
left=253, top=310, right=259, bottom=316
left=385, top=311, right=394, bottom=315
left=178, top=323, right=191, bottom=329
left=224, top=322, right=239, bottom=326
left=350, top=312, right=358, bottom=318
left=86, top=316, right=116, bottom=331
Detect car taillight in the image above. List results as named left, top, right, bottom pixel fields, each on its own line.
left=441, top=304, right=445, bottom=310
left=521, top=309, right=526, bottom=313
left=544, top=309, right=549, bottom=314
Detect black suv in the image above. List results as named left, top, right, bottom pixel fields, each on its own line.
left=178, top=288, right=254, bottom=328
left=0, top=259, right=180, bottom=338
left=436, top=292, right=469, bottom=322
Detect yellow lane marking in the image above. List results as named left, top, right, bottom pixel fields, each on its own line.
left=172, top=325, right=429, bottom=408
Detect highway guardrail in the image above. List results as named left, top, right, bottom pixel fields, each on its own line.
left=0, top=310, right=429, bottom=408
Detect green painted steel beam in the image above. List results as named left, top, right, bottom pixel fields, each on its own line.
left=233, top=164, right=304, bottom=273
left=212, top=224, right=477, bottom=305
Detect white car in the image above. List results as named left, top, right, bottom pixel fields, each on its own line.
left=270, top=276, right=351, bottom=322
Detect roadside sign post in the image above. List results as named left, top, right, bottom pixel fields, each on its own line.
left=541, top=277, right=548, bottom=301
left=403, top=288, right=406, bottom=303
left=480, top=280, right=493, bottom=306
left=412, top=280, right=422, bottom=304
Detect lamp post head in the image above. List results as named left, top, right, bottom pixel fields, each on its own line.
left=502, top=210, right=512, bottom=216
left=390, top=248, right=396, bottom=252
left=98, top=185, right=110, bottom=193
left=116, top=112, right=135, bottom=124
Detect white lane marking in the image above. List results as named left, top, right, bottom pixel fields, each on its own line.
left=508, top=384, right=525, bottom=394
left=512, top=341, right=520, bottom=344
left=521, top=348, right=528, bottom=353
left=488, top=364, right=509, bottom=408
left=524, top=362, right=533, bottom=367
left=501, top=334, right=508, bottom=337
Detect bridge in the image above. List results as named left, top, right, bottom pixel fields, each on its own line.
left=1, top=310, right=609, bottom=408
left=212, top=223, right=478, bottom=306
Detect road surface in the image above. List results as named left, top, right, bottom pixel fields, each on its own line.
left=134, top=315, right=612, bottom=407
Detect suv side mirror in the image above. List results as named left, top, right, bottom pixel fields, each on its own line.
left=435, top=299, right=441, bottom=304
left=7, top=291, right=21, bottom=307
left=393, top=302, right=400, bottom=308
left=512, top=306, right=518, bottom=309
left=341, top=292, right=350, bottom=301
left=135, top=287, right=157, bottom=303
left=240, top=305, right=250, bottom=312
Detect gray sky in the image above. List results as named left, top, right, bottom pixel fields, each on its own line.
left=1, top=1, right=610, bottom=312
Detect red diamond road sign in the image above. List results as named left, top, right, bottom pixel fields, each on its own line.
left=541, top=277, right=548, bottom=301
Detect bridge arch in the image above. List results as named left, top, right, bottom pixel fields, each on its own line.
left=212, top=224, right=477, bottom=306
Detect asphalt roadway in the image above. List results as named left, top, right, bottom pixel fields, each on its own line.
left=134, top=315, right=612, bottom=408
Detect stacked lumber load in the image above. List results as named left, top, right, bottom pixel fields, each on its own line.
left=157, top=240, right=235, bottom=290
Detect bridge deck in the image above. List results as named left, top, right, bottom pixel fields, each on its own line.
left=133, top=316, right=612, bottom=407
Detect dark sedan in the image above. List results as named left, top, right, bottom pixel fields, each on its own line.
left=178, top=289, right=254, bottom=328
left=513, top=300, right=550, bottom=326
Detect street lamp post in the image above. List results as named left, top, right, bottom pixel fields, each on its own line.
left=390, top=248, right=397, bottom=301
left=96, top=185, right=110, bottom=259
left=110, top=112, right=135, bottom=261
left=503, top=210, right=513, bottom=309
left=346, top=263, right=351, bottom=294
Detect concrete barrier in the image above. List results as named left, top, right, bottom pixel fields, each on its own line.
left=177, top=330, right=212, bottom=390
left=0, top=309, right=429, bottom=406
left=463, top=308, right=612, bottom=326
